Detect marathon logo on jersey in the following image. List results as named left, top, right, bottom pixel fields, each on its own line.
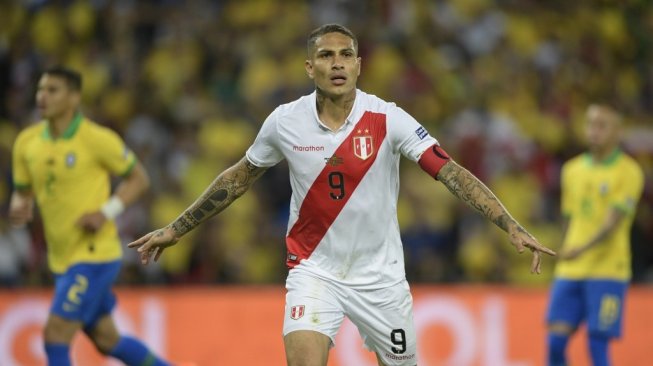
left=353, top=135, right=373, bottom=160
left=293, top=145, right=325, bottom=152
left=415, top=126, right=428, bottom=140
left=290, top=305, right=305, bottom=320
left=65, top=152, right=76, bottom=168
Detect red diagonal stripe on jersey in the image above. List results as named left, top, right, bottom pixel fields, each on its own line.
left=286, top=111, right=387, bottom=268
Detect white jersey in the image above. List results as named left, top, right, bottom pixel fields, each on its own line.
left=246, top=89, right=438, bottom=289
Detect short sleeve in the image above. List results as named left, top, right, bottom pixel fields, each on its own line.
left=12, top=131, right=32, bottom=189
left=246, top=109, right=284, bottom=167
left=611, top=162, right=644, bottom=215
left=387, top=105, right=439, bottom=162
left=94, top=127, right=136, bottom=177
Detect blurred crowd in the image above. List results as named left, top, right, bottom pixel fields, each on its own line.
left=1, top=0, right=652, bottom=287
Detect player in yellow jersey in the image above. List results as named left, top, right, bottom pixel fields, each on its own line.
left=546, top=105, right=644, bottom=366
left=9, top=66, right=170, bottom=366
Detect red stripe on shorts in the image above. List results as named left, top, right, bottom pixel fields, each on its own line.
left=285, top=111, right=387, bottom=268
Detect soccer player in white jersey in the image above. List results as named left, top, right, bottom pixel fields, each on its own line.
left=129, top=24, right=556, bottom=366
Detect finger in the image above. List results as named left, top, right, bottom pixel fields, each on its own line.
left=526, top=242, right=556, bottom=257
left=140, top=249, right=150, bottom=265
left=514, top=240, right=525, bottom=253
left=128, top=232, right=153, bottom=248
left=149, top=247, right=159, bottom=262
left=137, top=240, right=153, bottom=253
left=538, top=245, right=557, bottom=256
left=154, top=247, right=165, bottom=262
left=531, top=250, right=541, bottom=274
left=136, top=235, right=157, bottom=254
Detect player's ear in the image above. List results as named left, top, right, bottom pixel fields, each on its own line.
left=356, top=57, right=361, bottom=76
left=305, top=60, right=314, bottom=79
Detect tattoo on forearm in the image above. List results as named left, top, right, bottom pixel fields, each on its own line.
left=169, top=158, right=267, bottom=236
left=191, top=190, right=228, bottom=221
left=170, top=212, right=198, bottom=236
left=438, top=162, right=514, bottom=232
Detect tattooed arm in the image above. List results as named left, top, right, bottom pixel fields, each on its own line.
left=128, top=156, right=268, bottom=264
left=436, top=160, right=556, bottom=273
left=169, top=157, right=267, bottom=237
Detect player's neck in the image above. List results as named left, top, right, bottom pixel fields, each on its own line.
left=316, top=90, right=356, bottom=131
left=48, top=109, right=77, bottom=138
left=590, top=145, right=618, bottom=163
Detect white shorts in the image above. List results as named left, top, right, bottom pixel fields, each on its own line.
left=283, top=270, right=417, bottom=366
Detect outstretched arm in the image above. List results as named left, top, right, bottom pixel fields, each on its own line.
left=436, top=160, right=556, bottom=273
left=169, top=157, right=267, bottom=236
left=128, top=156, right=268, bottom=264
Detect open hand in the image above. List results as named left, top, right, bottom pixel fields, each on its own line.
left=127, top=226, right=179, bottom=265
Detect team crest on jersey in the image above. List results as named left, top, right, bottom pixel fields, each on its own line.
left=353, top=135, right=373, bottom=160
left=290, top=305, right=305, bottom=320
left=65, top=152, right=76, bottom=168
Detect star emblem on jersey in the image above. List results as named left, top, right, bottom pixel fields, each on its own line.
left=290, top=305, right=305, bottom=320
left=353, top=135, right=373, bottom=160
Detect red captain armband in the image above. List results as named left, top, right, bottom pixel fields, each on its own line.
left=418, top=144, right=451, bottom=179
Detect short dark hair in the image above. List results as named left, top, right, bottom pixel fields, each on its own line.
left=43, top=66, right=82, bottom=92
left=307, top=23, right=358, bottom=56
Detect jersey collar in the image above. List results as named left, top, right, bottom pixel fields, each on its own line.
left=311, top=89, right=360, bottom=132
left=43, top=112, right=83, bottom=140
left=584, top=148, right=622, bottom=167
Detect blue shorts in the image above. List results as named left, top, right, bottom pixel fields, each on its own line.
left=50, top=261, right=121, bottom=329
left=546, top=278, right=628, bottom=338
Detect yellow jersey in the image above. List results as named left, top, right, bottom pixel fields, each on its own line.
left=12, top=113, right=136, bottom=273
left=556, top=149, right=644, bottom=280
